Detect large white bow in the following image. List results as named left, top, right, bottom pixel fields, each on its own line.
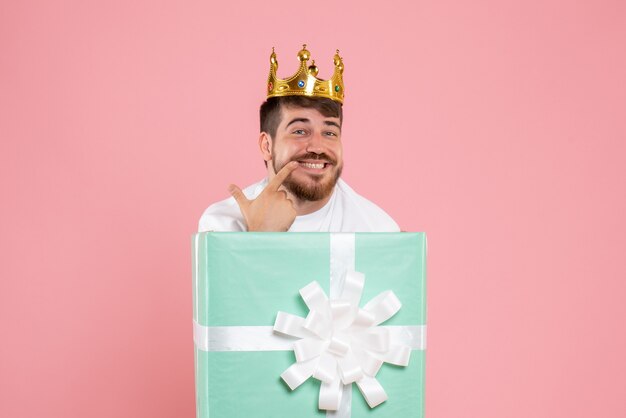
left=273, top=270, right=411, bottom=411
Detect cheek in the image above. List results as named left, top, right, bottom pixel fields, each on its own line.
left=330, top=143, right=343, bottom=160
left=278, top=143, right=305, bottom=159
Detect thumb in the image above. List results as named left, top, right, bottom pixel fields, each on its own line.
left=228, top=184, right=249, bottom=208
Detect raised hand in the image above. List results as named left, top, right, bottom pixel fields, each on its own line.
left=228, top=161, right=299, bottom=232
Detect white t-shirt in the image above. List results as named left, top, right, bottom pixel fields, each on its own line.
left=198, top=178, right=400, bottom=232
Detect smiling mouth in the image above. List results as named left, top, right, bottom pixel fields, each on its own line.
left=298, top=161, right=329, bottom=169
left=291, top=152, right=336, bottom=171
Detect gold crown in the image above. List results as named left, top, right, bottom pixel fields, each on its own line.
left=267, top=44, right=345, bottom=103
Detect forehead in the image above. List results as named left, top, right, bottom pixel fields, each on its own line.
left=278, top=105, right=341, bottom=127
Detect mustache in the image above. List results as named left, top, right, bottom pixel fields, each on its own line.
left=291, top=152, right=337, bottom=165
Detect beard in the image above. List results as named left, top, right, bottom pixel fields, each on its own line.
left=273, top=152, right=343, bottom=201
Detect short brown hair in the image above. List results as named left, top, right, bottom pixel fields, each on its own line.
left=260, top=96, right=343, bottom=138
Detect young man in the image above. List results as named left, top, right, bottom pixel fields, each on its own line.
left=198, top=46, right=399, bottom=232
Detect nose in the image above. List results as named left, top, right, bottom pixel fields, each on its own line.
left=305, top=130, right=325, bottom=154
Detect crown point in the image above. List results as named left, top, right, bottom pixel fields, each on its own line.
left=297, top=45, right=310, bottom=62
left=308, top=61, right=319, bottom=76
left=334, top=56, right=343, bottom=70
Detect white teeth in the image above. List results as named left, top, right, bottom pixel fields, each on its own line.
left=301, top=162, right=325, bottom=169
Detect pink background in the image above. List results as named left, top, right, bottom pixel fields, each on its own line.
left=1, top=0, right=625, bottom=417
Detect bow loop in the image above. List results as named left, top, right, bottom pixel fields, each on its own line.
left=300, top=281, right=330, bottom=315
left=363, top=290, right=402, bottom=325
left=294, top=338, right=326, bottom=362
left=304, top=310, right=331, bottom=339
left=273, top=312, right=311, bottom=339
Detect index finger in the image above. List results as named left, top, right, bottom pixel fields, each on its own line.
left=268, top=161, right=299, bottom=191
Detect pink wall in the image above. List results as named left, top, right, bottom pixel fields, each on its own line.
left=1, top=1, right=625, bottom=417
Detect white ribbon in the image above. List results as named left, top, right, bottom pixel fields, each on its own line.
left=328, top=232, right=356, bottom=418
left=193, top=323, right=425, bottom=354
left=193, top=233, right=426, bottom=417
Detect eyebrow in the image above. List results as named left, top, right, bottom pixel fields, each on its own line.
left=285, top=118, right=341, bottom=130
left=285, top=118, right=310, bottom=128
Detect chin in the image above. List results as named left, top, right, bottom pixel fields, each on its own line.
left=285, top=176, right=337, bottom=202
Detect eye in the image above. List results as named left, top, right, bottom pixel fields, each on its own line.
left=324, top=131, right=339, bottom=137
left=292, top=129, right=307, bottom=135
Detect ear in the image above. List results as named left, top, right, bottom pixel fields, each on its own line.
left=258, top=132, right=272, bottom=162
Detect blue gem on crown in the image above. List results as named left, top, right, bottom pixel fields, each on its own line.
left=298, top=80, right=305, bottom=88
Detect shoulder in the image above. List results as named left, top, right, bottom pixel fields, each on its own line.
left=335, top=179, right=400, bottom=232
left=197, top=179, right=267, bottom=232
